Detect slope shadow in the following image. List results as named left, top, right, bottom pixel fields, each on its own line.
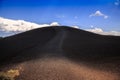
left=61, top=27, right=120, bottom=61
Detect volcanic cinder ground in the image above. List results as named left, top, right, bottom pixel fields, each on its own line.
left=0, top=26, right=120, bottom=80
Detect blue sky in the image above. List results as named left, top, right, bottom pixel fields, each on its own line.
left=0, top=0, right=120, bottom=31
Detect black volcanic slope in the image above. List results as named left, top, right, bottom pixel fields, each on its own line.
left=0, top=26, right=120, bottom=62
left=0, top=26, right=120, bottom=80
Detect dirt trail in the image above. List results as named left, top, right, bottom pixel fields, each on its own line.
left=13, top=57, right=119, bottom=80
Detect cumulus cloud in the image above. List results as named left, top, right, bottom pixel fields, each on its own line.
left=0, top=17, right=120, bottom=37
left=72, top=26, right=80, bottom=29
left=89, top=11, right=108, bottom=19
left=86, top=28, right=120, bottom=36
left=50, top=22, right=60, bottom=26
left=0, top=17, right=61, bottom=37
left=72, top=25, right=120, bottom=36
left=0, top=17, right=60, bottom=32
left=86, top=28, right=103, bottom=33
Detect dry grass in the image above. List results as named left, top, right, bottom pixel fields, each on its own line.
left=0, top=69, right=20, bottom=80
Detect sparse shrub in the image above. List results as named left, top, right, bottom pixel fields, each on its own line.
left=0, top=69, right=20, bottom=80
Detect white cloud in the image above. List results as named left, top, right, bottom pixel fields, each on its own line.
left=0, top=17, right=60, bottom=32
left=89, top=11, right=108, bottom=19
left=0, top=17, right=61, bottom=37
left=50, top=22, right=60, bottom=26
left=72, top=26, right=80, bottom=29
left=86, top=28, right=103, bottom=33
left=72, top=25, right=120, bottom=36
left=86, top=28, right=120, bottom=36
left=0, top=17, right=120, bottom=37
